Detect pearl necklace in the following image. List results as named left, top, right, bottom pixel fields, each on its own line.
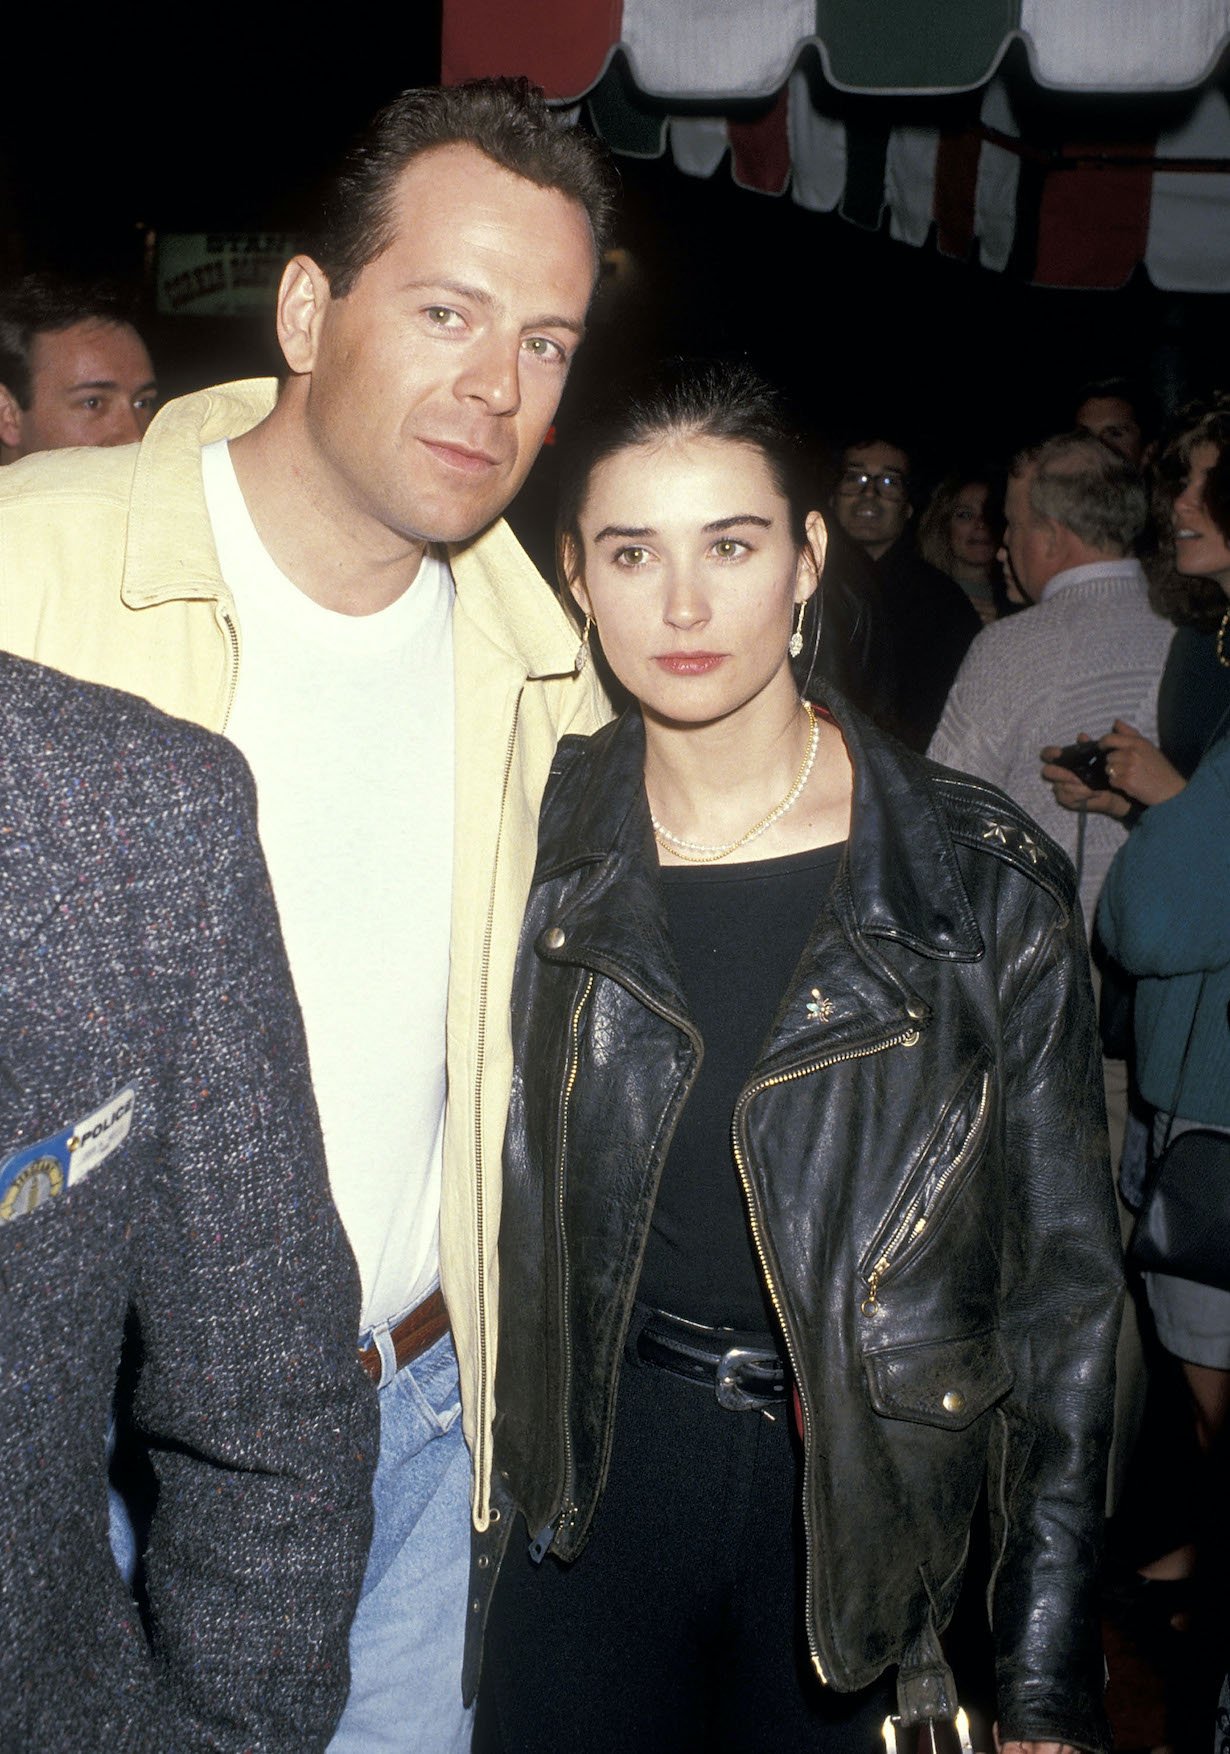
left=651, top=703, right=820, bottom=864
left=1217, top=606, right=1230, bottom=670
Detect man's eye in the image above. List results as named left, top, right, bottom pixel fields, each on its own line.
left=78, top=396, right=103, bottom=411
left=425, top=306, right=462, bottom=328
left=523, top=335, right=566, bottom=364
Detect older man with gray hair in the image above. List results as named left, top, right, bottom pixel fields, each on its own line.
left=929, top=430, right=1172, bottom=1511
left=929, top=430, right=1171, bottom=937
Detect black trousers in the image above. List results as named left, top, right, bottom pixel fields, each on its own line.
left=475, top=1346, right=893, bottom=1754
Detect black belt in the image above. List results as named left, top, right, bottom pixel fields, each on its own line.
left=633, top=1305, right=788, bottom=1411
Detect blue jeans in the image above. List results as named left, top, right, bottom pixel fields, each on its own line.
left=329, top=1330, right=473, bottom=1753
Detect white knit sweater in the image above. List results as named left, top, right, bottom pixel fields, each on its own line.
left=927, top=560, right=1173, bottom=936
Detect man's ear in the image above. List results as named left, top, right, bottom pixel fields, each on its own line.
left=0, top=381, right=25, bottom=452
left=275, top=255, right=332, bottom=376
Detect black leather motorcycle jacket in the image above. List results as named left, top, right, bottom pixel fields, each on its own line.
left=467, top=699, right=1122, bottom=1752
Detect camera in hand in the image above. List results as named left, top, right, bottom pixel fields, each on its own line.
left=1051, top=740, right=1112, bottom=791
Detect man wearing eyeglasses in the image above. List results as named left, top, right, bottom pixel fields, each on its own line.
left=832, top=437, right=979, bottom=750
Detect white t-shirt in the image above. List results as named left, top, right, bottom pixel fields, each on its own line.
left=201, top=438, right=454, bottom=1333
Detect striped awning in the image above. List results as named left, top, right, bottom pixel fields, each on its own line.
left=442, top=1, right=1230, bottom=290
left=443, top=1, right=1230, bottom=98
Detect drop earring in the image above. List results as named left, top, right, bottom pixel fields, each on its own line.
left=575, top=613, right=593, bottom=674
left=788, top=600, right=806, bottom=659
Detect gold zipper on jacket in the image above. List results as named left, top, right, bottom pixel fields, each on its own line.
left=860, top=1069, right=991, bottom=1317
left=474, top=689, right=523, bottom=1523
left=529, top=970, right=594, bottom=1563
left=731, top=1022, right=921, bottom=1684
left=219, top=608, right=240, bottom=733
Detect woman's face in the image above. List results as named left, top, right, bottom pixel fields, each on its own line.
left=570, top=434, right=824, bottom=728
left=948, top=483, right=995, bottom=572
left=1173, top=441, right=1230, bottom=597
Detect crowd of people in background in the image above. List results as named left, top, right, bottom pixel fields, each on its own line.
left=1, top=77, right=1228, bottom=1754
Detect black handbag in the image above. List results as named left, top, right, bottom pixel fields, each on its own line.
left=1128, top=973, right=1230, bottom=1290
left=1129, top=1126, right=1230, bottom=1290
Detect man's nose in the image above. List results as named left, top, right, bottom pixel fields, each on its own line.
left=458, top=334, right=522, bottom=415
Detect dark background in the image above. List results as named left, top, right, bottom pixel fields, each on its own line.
left=3, top=21, right=1226, bottom=488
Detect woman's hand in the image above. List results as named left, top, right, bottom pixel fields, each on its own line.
left=1096, top=720, right=1187, bottom=806
left=1040, top=721, right=1186, bottom=816
left=1039, top=733, right=1132, bottom=818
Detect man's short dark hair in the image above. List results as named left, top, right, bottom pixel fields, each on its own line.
left=1073, top=375, right=1158, bottom=441
left=1011, top=430, right=1148, bottom=554
left=312, top=78, right=618, bottom=299
left=0, top=275, right=137, bottom=410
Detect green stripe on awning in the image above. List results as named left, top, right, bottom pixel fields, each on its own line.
left=814, top=0, right=1021, bottom=92
left=588, top=54, right=671, bottom=156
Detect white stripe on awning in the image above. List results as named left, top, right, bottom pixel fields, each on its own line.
left=1146, top=88, right=1230, bottom=290
left=1020, top=0, right=1230, bottom=91
left=620, top=0, right=816, bottom=99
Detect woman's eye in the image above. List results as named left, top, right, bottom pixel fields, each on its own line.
left=713, top=538, right=747, bottom=559
left=613, top=546, right=649, bottom=567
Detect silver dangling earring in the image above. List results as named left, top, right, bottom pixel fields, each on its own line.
left=788, top=600, right=806, bottom=660
left=575, top=613, right=593, bottom=674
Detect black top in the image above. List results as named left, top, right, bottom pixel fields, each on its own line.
left=636, top=841, right=846, bottom=1331
left=1157, top=623, right=1230, bottom=777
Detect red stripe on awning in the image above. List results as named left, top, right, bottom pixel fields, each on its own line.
left=933, top=127, right=982, bottom=258
left=1032, top=145, right=1155, bottom=288
left=729, top=90, right=792, bottom=194
left=442, top=0, right=623, bottom=99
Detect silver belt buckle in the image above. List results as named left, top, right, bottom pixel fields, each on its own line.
left=715, top=1344, right=779, bottom=1411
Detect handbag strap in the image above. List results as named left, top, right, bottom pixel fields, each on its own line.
left=1157, top=970, right=1209, bottom=1156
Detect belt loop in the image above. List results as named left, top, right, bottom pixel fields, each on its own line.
left=365, top=1320, right=398, bottom=1391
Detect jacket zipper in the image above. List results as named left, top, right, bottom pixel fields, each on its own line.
left=530, top=970, right=594, bottom=1563
left=474, top=689, right=523, bottom=1525
left=860, top=1069, right=991, bottom=1316
left=219, top=608, right=240, bottom=733
left=731, top=1021, right=921, bottom=1684
left=533, top=963, right=702, bottom=1560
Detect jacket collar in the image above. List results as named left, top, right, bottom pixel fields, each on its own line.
left=120, top=378, right=581, bottom=680
left=537, top=696, right=984, bottom=966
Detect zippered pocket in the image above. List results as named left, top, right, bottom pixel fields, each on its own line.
left=860, top=1060, right=993, bottom=1316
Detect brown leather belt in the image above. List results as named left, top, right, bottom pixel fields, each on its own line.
left=358, top=1286, right=450, bottom=1386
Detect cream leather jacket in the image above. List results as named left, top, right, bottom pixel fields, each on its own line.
left=0, top=380, right=608, bottom=1524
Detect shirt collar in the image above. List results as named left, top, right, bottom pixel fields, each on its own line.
left=1041, top=557, right=1145, bottom=600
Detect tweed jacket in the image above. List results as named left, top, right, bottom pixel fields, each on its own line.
left=0, top=381, right=608, bottom=1524
left=0, top=654, right=378, bottom=1751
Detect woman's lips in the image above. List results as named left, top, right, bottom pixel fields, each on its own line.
left=653, top=652, right=726, bottom=675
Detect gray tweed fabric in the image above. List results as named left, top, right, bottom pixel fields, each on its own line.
left=0, top=653, right=378, bottom=1751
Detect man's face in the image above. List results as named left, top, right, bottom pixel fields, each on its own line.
left=999, top=470, right=1055, bottom=603
left=1075, top=395, right=1145, bottom=467
left=832, top=442, right=912, bottom=561
left=294, top=143, right=597, bottom=550
left=0, top=320, right=157, bottom=459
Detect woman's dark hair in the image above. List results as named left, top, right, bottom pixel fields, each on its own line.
left=1149, top=393, right=1230, bottom=629
left=555, top=359, right=820, bottom=601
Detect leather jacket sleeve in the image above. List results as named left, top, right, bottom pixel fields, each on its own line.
left=987, top=895, right=1122, bottom=1749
